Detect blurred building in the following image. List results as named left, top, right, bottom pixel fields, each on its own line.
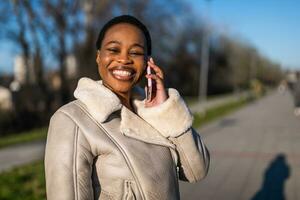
left=10, top=55, right=36, bottom=92
left=47, top=54, right=78, bottom=90
left=287, top=71, right=298, bottom=84
left=65, top=54, right=78, bottom=79
left=13, top=55, right=26, bottom=85
left=0, top=86, right=13, bottom=111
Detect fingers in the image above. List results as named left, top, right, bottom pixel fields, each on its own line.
left=145, top=73, right=160, bottom=80
left=147, top=58, right=164, bottom=79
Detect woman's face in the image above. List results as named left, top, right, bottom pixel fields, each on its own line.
left=96, top=23, right=147, bottom=94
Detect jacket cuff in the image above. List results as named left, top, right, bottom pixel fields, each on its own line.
left=136, top=88, right=193, bottom=138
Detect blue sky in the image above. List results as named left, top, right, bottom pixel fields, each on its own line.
left=186, top=0, right=300, bottom=70
left=0, top=41, right=16, bottom=74
left=0, top=0, right=299, bottom=74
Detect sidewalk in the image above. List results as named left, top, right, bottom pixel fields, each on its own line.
left=0, top=140, right=45, bottom=173
left=180, top=91, right=300, bottom=200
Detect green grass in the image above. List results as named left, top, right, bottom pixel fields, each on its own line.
left=0, top=160, right=45, bottom=200
left=0, top=127, right=47, bottom=149
left=193, top=97, right=252, bottom=128
left=184, top=93, right=241, bottom=107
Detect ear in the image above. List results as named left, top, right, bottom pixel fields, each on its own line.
left=96, top=50, right=101, bottom=65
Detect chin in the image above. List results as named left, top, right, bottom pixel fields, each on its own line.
left=113, top=85, right=133, bottom=93
left=105, top=79, right=134, bottom=94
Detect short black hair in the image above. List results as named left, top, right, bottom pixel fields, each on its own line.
left=96, top=15, right=152, bottom=55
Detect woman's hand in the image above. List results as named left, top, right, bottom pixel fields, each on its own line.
left=145, top=57, right=168, bottom=107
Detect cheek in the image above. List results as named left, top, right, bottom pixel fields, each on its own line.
left=135, top=59, right=146, bottom=73
left=97, top=54, right=113, bottom=73
left=97, top=57, right=112, bottom=79
left=100, top=54, right=113, bottom=67
left=135, top=62, right=147, bottom=81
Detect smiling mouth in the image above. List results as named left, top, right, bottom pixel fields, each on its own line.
left=110, top=67, right=136, bottom=81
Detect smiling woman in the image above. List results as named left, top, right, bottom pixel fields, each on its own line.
left=44, top=15, right=209, bottom=200
left=96, top=23, right=147, bottom=110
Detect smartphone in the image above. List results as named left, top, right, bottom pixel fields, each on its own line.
left=146, top=65, right=152, bottom=101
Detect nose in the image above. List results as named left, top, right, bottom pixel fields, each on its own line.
left=117, top=52, right=133, bottom=65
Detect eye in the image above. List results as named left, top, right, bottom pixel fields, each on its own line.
left=107, top=48, right=120, bottom=54
left=129, top=51, right=144, bottom=56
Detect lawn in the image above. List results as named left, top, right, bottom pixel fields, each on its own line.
left=0, top=127, right=47, bottom=149
left=0, top=161, right=45, bottom=200
left=193, top=96, right=252, bottom=128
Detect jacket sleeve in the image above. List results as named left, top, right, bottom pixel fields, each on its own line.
left=136, top=88, right=210, bottom=182
left=169, top=128, right=210, bottom=182
left=44, top=110, right=94, bottom=200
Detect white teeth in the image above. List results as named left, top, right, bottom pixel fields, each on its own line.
left=112, top=70, right=132, bottom=76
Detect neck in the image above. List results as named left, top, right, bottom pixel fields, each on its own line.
left=116, top=91, right=134, bottom=112
left=102, top=82, right=134, bottom=112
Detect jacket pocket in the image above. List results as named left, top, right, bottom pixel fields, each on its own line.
left=99, top=190, right=114, bottom=200
left=123, top=180, right=136, bottom=200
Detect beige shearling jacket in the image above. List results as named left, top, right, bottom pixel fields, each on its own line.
left=45, top=77, right=209, bottom=200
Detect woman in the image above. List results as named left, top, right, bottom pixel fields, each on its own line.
left=45, top=15, right=209, bottom=200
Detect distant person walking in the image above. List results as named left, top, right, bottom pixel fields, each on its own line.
left=292, top=72, right=300, bottom=116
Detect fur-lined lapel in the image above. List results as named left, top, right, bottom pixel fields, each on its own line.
left=120, top=107, right=175, bottom=149
left=73, top=77, right=174, bottom=148
left=74, top=77, right=122, bottom=123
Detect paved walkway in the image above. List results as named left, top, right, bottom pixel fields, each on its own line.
left=180, top=91, right=300, bottom=200
left=0, top=141, right=45, bottom=173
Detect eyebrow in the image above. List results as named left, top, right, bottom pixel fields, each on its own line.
left=104, top=40, right=145, bottom=49
left=131, top=43, right=145, bottom=49
left=104, top=40, right=121, bottom=46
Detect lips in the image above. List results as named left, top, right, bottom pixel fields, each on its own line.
left=109, top=66, right=136, bottom=81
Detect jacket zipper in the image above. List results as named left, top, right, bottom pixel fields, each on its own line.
left=99, top=126, right=145, bottom=200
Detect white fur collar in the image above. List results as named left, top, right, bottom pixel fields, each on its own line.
left=74, top=77, right=193, bottom=141
left=120, top=106, right=175, bottom=148
left=73, top=77, right=175, bottom=148
left=74, top=77, right=122, bottom=123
